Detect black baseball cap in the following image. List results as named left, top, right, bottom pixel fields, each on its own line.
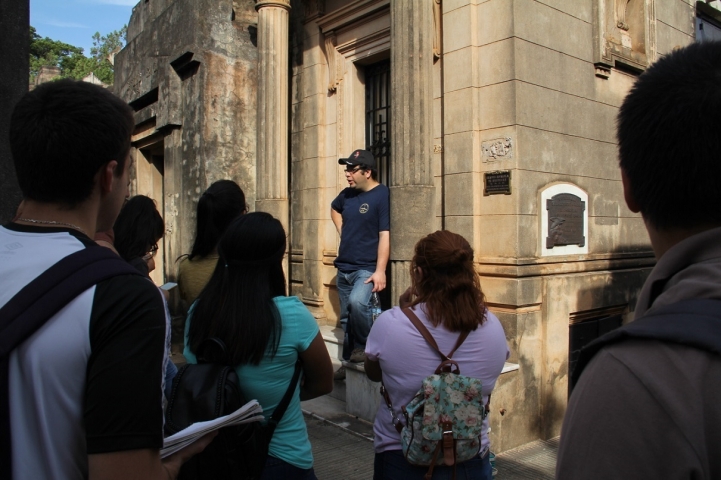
left=338, top=149, right=376, bottom=169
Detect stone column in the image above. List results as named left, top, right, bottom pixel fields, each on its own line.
left=255, top=0, right=291, bottom=229
left=389, top=0, right=435, bottom=301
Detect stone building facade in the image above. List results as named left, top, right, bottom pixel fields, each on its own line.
left=115, top=0, right=715, bottom=452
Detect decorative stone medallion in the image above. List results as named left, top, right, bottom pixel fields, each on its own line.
left=482, top=137, right=513, bottom=162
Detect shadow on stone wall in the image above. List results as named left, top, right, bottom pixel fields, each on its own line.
left=0, top=1, right=28, bottom=223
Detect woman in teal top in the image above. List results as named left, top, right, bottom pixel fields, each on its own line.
left=184, top=212, right=333, bottom=479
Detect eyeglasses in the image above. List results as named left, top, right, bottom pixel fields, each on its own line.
left=142, top=244, right=159, bottom=261
left=345, top=166, right=362, bottom=174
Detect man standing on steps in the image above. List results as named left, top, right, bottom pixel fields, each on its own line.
left=331, top=149, right=390, bottom=379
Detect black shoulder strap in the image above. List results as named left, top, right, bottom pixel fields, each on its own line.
left=1, top=246, right=141, bottom=480
left=266, top=360, right=303, bottom=431
left=572, top=298, right=721, bottom=386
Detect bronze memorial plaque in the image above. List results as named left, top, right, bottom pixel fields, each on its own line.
left=483, top=170, right=511, bottom=196
left=546, top=193, right=585, bottom=248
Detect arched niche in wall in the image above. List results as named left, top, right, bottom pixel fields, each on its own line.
left=540, top=183, right=589, bottom=257
left=592, top=0, right=656, bottom=78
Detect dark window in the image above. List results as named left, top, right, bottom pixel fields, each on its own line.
left=365, top=59, right=391, bottom=185
left=697, top=14, right=721, bottom=42
left=568, top=305, right=627, bottom=395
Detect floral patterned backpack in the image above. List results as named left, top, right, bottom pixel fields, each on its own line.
left=381, top=307, right=488, bottom=480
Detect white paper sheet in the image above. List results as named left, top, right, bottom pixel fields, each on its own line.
left=161, top=400, right=264, bottom=458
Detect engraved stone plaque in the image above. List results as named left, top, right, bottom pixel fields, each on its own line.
left=546, top=193, right=585, bottom=248
left=484, top=170, right=511, bottom=196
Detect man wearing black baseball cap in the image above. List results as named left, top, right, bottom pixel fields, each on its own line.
left=331, top=149, right=390, bottom=378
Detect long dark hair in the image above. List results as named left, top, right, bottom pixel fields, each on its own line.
left=188, top=212, right=287, bottom=366
left=114, top=195, right=164, bottom=261
left=188, top=180, right=246, bottom=260
left=410, top=230, right=486, bottom=332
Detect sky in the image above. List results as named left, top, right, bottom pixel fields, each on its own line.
left=30, top=0, right=136, bottom=56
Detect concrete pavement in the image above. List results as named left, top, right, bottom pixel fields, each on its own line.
left=302, top=394, right=559, bottom=479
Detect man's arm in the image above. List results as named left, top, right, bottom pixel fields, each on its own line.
left=88, top=434, right=216, bottom=480
left=365, top=230, right=389, bottom=292
left=331, top=208, right=342, bottom=236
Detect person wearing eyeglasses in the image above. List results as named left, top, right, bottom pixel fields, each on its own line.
left=113, top=195, right=178, bottom=398
left=114, top=195, right=165, bottom=277
left=331, top=149, right=390, bottom=380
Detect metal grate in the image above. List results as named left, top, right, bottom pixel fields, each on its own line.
left=364, top=59, right=391, bottom=185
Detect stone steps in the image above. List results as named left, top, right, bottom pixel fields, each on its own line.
left=320, top=325, right=347, bottom=403
left=320, top=325, right=383, bottom=424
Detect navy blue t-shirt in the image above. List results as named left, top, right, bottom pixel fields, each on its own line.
left=331, top=184, right=390, bottom=272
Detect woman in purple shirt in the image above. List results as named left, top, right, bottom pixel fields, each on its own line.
left=365, top=230, right=509, bottom=480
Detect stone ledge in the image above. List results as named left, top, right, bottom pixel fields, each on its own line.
left=343, top=361, right=519, bottom=424
left=343, top=361, right=381, bottom=423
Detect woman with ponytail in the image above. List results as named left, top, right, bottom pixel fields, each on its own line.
left=177, top=180, right=247, bottom=305
left=184, top=212, right=333, bottom=479
left=364, top=230, right=509, bottom=480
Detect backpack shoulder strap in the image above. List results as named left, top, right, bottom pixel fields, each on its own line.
left=1, top=246, right=141, bottom=480
left=0, top=246, right=141, bottom=357
left=401, top=307, right=469, bottom=361
left=266, top=360, right=303, bottom=430
left=572, top=298, right=721, bottom=386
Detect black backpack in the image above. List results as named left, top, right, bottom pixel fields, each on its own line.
left=165, top=338, right=302, bottom=480
left=572, top=298, right=721, bottom=386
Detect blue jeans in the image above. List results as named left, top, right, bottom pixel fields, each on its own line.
left=373, top=450, right=492, bottom=480
left=260, top=455, right=317, bottom=480
left=336, top=269, right=374, bottom=360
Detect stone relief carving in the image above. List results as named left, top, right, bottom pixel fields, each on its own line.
left=323, top=32, right=342, bottom=92
left=593, top=0, right=655, bottom=79
left=482, top=137, right=513, bottom=161
left=615, top=0, right=631, bottom=30
left=433, top=0, right=442, bottom=60
left=546, top=194, right=586, bottom=248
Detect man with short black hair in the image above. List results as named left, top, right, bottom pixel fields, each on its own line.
left=556, top=41, right=721, bottom=479
left=331, top=149, right=390, bottom=376
left=1, top=80, right=211, bottom=480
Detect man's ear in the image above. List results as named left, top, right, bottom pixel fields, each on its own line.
left=99, top=160, right=119, bottom=194
left=621, top=167, right=641, bottom=213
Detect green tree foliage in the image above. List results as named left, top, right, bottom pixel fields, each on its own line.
left=29, top=25, right=127, bottom=85
left=29, top=26, right=85, bottom=82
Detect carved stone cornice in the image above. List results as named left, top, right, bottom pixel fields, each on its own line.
left=302, top=0, right=325, bottom=22
left=317, top=0, right=389, bottom=34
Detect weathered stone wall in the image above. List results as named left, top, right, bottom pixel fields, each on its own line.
left=438, top=0, right=696, bottom=448
left=114, top=0, right=258, bottom=281
left=111, top=0, right=703, bottom=454
left=0, top=0, right=29, bottom=222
